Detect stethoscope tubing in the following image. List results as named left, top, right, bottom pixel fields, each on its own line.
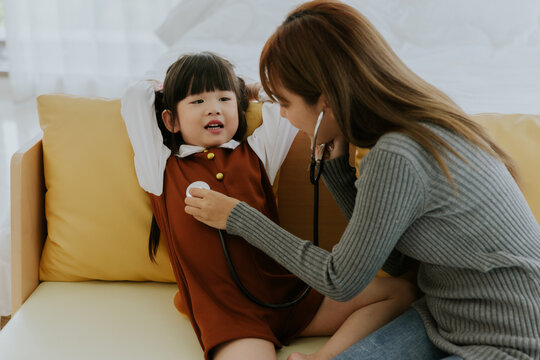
left=219, top=229, right=311, bottom=308
left=310, top=110, right=326, bottom=247
left=219, top=110, right=326, bottom=309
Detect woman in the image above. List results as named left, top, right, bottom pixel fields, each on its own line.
left=122, top=53, right=414, bottom=360
left=184, top=1, right=540, bottom=359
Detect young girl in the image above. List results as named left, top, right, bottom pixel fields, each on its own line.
left=121, top=52, right=415, bottom=360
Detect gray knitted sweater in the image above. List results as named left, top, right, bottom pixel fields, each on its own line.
left=227, top=124, right=540, bottom=360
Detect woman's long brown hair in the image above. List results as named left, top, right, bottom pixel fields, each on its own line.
left=260, top=0, right=518, bottom=187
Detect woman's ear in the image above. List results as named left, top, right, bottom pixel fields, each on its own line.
left=162, top=109, right=179, bottom=133
left=317, top=94, right=336, bottom=123
left=317, top=93, right=331, bottom=112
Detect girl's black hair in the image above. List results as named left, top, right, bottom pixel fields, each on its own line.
left=149, top=52, right=250, bottom=263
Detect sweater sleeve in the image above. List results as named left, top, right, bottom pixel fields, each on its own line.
left=323, top=155, right=417, bottom=276
left=321, top=155, right=359, bottom=220
left=381, top=249, right=417, bottom=276
left=226, top=148, right=425, bottom=301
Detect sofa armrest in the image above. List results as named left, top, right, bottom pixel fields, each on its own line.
left=10, top=133, right=46, bottom=315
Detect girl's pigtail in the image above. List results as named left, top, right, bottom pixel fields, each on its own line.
left=155, top=90, right=182, bottom=155
left=234, top=77, right=249, bottom=141
left=154, top=91, right=172, bottom=150
left=148, top=90, right=167, bottom=263
left=148, top=214, right=160, bottom=263
left=237, top=77, right=250, bottom=112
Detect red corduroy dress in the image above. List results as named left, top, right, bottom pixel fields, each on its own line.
left=149, top=143, right=323, bottom=359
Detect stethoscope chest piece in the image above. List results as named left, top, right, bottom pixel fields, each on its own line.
left=186, top=181, right=211, bottom=198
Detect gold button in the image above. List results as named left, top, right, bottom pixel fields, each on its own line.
left=203, top=149, right=209, bottom=153
left=216, top=172, right=224, bottom=180
left=207, top=152, right=215, bottom=160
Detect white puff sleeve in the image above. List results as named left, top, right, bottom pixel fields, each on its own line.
left=247, top=98, right=298, bottom=185
left=120, top=80, right=171, bottom=196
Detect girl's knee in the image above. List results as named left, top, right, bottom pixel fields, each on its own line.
left=389, top=278, right=418, bottom=310
left=212, top=338, right=276, bottom=360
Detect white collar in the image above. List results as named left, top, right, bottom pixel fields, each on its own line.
left=176, top=139, right=241, bottom=158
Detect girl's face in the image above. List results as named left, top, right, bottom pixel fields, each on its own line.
left=166, top=90, right=239, bottom=148
left=277, top=85, right=341, bottom=145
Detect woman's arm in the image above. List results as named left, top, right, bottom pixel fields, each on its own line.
left=226, top=149, right=425, bottom=301
left=121, top=80, right=171, bottom=196
left=321, top=155, right=359, bottom=220
left=322, top=148, right=417, bottom=276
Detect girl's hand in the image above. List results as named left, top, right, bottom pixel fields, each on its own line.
left=245, top=83, right=262, bottom=101
left=147, top=79, right=163, bottom=92
left=184, top=188, right=240, bottom=229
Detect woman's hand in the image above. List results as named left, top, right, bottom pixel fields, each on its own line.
left=184, top=188, right=240, bottom=229
left=326, top=135, right=349, bottom=160
left=314, top=135, right=349, bottom=161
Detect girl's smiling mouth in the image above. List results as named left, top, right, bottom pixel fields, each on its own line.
left=205, top=120, right=224, bottom=134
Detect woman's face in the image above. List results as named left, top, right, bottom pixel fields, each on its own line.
left=165, top=90, right=239, bottom=148
left=276, top=85, right=341, bottom=145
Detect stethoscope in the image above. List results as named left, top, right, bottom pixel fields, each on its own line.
left=187, top=111, right=326, bottom=309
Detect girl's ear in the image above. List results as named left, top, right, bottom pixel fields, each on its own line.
left=162, top=110, right=179, bottom=133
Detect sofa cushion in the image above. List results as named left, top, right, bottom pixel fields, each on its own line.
left=37, top=95, right=263, bottom=281
left=0, top=282, right=327, bottom=359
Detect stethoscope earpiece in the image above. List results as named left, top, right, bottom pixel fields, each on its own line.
left=310, top=110, right=326, bottom=185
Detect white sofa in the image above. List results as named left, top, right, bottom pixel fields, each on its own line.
left=1, top=100, right=539, bottom=359
left=0, top=128, right=341, bottom=359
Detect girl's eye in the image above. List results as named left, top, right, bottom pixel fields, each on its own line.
left=191, top=99, right=204, bottom=104
left=219, top=97, right=231, bottom=102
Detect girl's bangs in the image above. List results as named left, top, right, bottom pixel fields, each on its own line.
left=186, top=57, right=236, bottom=96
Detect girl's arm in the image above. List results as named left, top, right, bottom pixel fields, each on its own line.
left=226, top=149, right=425, bottom=301
left=121, top=80, right=171, bottom=196
left=246, top=90, right=298, bottom=185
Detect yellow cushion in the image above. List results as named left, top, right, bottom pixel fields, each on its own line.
left=354, top=147, right=370, bottom=178
left=472, top=113, right=540, bottom=224
left=38, top=95, right=264, bottom=281
left=243, top=102, right=263, bottom=139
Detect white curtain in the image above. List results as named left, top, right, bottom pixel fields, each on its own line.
left=4, top=0, right=177, bottom=102
left=0, top=0, right=179, bottom=316
left=0, top=215, right=9, bottom=317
